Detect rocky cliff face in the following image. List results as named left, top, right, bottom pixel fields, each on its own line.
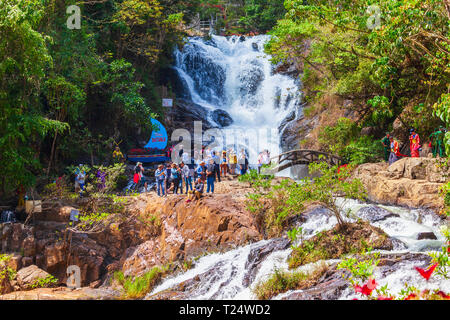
left=353, top=157, right=448, bottom=211
left=0, top=179, right=261, bottom=298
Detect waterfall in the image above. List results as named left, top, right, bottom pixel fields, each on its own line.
left=173, top=35, right=302, bottom=161
left=148, top=200, right=449, bottom=300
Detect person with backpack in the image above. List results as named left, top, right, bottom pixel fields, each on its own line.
left=206, top=159, right=215, bottom=193
left=389, top=136, right=401, bottom=165
left=212, top=151, right=221, bottom=182
left=155, top=164, right=166, bottom=196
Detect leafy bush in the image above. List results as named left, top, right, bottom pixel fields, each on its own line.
left=114, top=266, right=168, bottom=299
left=253, top=264, right=328, bottom=300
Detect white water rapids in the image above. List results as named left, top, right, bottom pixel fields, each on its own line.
left=148, top=199, right=449, bottom=300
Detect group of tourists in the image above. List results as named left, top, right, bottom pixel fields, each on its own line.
left=151, top=147, right=250, bottom=201
left=381, top=127, right=447, bottom=165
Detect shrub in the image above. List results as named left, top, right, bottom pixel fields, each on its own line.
left=253, top=263, right=328, bottom=300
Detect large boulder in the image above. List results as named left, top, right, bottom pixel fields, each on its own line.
left=16, top=265, right=53, bottom=290
left=121, top=190, right=262, bottom=277
left=210, top=109, right=233, bottom=128
left=353, top=157, right=447, bottom=211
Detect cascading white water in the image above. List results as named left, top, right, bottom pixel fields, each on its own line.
left=173, top=35, right=302, bottom=161
left=148, top=200, right=449, bottom=300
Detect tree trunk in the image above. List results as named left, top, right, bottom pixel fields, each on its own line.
left=47, top=132, right=58, bottom=177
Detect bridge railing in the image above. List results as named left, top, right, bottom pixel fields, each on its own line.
left=260, top=149, right=343, bottom=175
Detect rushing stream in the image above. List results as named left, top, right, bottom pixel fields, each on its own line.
left=148, top=199, right=449, bottom=300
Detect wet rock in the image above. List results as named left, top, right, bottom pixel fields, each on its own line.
left=417, top=232, right=437, bottom=240
left=16, top=265, right=52, bottom=289
left=210, top=109, right=233, bottom=128
left=280, top=265, right=350, bottom=300
left=238, top=61, right=265, bottom=98
left=165, top=99, right=215, bottom=135
left=159, top=67, right=192, bottom=100
left=239, top=35, right=245, bottom=42
left=251, top=42, right=259, bottom=51
left=356, top=205, right=400, bottom=222
left=243, top=238, right=291, bottom=287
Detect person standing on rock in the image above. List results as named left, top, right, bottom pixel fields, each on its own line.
left=155, top=164, right=166, bottom=196
left=180, top=162, right=192, bottom=194
left=171, top=163, right=182, bottom=194
left=197, top=161, right=206, bottom=182
left=389, top=136, right=400, bottom=165
left=165, top=163, right=172, bottom=194
left=206, top=159, right=215, bottom=193
left=381, top=132, right=391, bottom=162
left=220, top=151, right=228, bottom=177
left=239, top=153, right=249, bottom=176
left=431, top=126, right=446, bottom=158
left=409, top=129, right=420, bottom=158
left=212, top=151, right=221, bottom=182
left=229, top=151, right=237, bottom=175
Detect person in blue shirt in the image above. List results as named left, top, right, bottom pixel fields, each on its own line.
left=154, top=164, right=166, bottom=196
left=196, top=161, right=206, bottom=182
left=170, top=163, right=182, bottom=194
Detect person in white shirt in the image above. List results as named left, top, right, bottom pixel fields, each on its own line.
left=180, top=162, right=192, bottom=194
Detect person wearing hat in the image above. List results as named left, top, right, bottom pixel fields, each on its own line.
left=381, top=132, right=391, bottom=162
left=409, top=128, right=420, bottom=158
left=155, top=164, right=166, bottom=196
left=196, top=161, right=206, bottom=182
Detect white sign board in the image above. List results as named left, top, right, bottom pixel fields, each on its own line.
left=70, top=209, right=79, bottom=222
left=162, top=98, right=173, bottom=107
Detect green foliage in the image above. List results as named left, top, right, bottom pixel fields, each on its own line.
left=337, top=250, right=381, bottom=285
left=319, top=118, right=383, bottom=164
left=267, top=0, right=450, bottom=151
left=239, top=0, right=286, bottom=33
left=240, top=161, right=366, bottom=236
left=428, top=225, right=450, bottom=279
left=29, top=274, right=59, bottom=289
left=253, top=263, right=328, bottom=300
left=114, top=266, right=168, bottom=299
